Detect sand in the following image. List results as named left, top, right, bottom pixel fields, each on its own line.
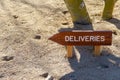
left=0, top=0, right=120, bottom=80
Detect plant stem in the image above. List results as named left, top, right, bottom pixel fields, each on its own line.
left=102, top=0, right=117, bottom=20
left=64, top=0, right=91, bottom=24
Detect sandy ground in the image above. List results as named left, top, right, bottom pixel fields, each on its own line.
left=0, top=0, right=120, bottom=80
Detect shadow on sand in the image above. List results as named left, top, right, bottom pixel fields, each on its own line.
left=59, top=23, right=120, bottom=80
left=106, top=18, right=120, bottom=29
left=60, top=46, right=120, bottom=80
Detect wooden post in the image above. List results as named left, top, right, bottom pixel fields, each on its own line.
left=66, top=46, right=73, bottom=58
left=94, top=46, right=102, bottom=56
left=64, top=0, right=91, bottom=24
left=102, top=0, right=117, bottom=20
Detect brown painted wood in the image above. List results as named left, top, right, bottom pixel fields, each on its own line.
left=66, top=46, right=73, bottom=58
left=94, top=46, right=102, bottom=56
left=49, top=30, right=112, bottom=46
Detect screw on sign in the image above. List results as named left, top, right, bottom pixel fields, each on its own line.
left=49, top=30, right=112, bottom=58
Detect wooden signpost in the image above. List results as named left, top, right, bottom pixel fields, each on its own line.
left=49, top=30, right=112, bottom=58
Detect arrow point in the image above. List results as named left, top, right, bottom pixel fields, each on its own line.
left=49, top=35, right=55, bottom=41
left=48, top=37, right=52, bottom=40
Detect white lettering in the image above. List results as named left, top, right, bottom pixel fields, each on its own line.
left=95, top=36, right=100, bottom=42
left=65, top=36, right=106, bottom=42
left=74, top=36, right=79, bottom=42
left=101, top=36, right=105, bottom=42
left=69, top=36, right=74, bottom=42
left=80, top=36, right=85, bottom=42
left=85, top=36, right=89, bottom=42
left=65, top=36, right=69, bottom=42
left=90, top=36, right=94, bottom=41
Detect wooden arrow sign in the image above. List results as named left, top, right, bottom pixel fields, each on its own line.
left=49, top=30, right=112, bottom=46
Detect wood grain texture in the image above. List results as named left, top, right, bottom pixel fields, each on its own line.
left=49, top=30, right=112, bottom=46
left=66, top=46, right=73, bottom=58
left=94, top=46, right=102, bottom=56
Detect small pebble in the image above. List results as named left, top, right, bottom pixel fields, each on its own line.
left=34, top=35, right=41, bottom=40
left=13, top=15, right=18, bottom=19
left=112, top=31, right=117, bottom=35
left=2, top=56, right=14, bottom=61
left=62, top=11, right=68, bottom=15
left=101, top=65, right=109, bottom=69
left=62, top=22, right=69, bottom=25
left=0, top=74, right=4, bottom=78
left=40, top=73, right=48, bottom=78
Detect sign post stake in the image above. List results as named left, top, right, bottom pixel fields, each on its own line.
left=66, top=46, right=73, bottom=58
left=94, top=46, right=102, bottom=56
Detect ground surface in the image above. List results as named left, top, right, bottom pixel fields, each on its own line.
left=0, top=0, right=120, bottom=80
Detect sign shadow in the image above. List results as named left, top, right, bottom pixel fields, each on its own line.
left=59, top=23, right=93, bottom=32
left=60, top=46, right=120, bottom=80
left=58, top=23, right=120, bottom=80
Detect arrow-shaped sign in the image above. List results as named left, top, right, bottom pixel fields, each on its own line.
left=49, top=30, right=112, bottom=46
